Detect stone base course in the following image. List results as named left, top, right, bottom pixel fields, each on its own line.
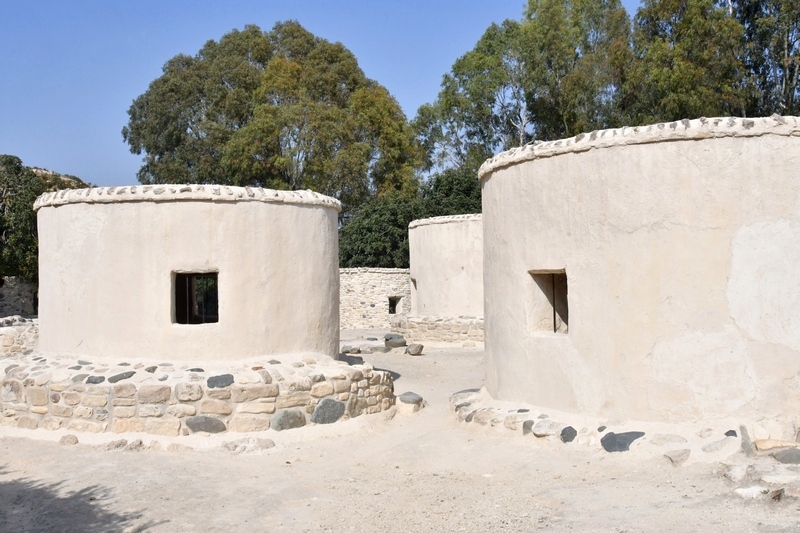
left=390, top=315, right=484, bottom=342
left=1, top=350, right=394, bottom=437
left=0, top=317, right=39, bottom=356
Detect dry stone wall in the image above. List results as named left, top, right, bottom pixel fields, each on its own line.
left=0, top=317, right=38, bottom=356
left=0, top=351, right=394, bottom=436
left=340, top=268, right=411, bottom=329
left=0, top=277, right=36, bottom=316
left=390, top=315, right=483, bottom=343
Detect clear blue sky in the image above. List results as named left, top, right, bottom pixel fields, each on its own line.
left=1, top=1, right=641, bottom=186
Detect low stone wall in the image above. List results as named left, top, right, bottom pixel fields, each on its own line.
left=340, top=268, right=411, bottom=329
left=0, top=277, right=36, bottom=316
left=390, top=315, right=484, bottom=343
left=0, top=351, right=394, bottom=436
left=1, top=317, right=39, bottom=355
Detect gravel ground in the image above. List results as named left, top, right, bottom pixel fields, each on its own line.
left=1, top=336, right=799, bottom=532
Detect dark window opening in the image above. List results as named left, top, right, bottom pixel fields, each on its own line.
left=529, top=271, right=568, bottom=334
left=388, top=296, right=401, bottom=314
left=174, top=273, right=219, bottom=324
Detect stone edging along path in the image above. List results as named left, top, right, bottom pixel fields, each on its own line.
left=1, top=350, right=394, bottom=437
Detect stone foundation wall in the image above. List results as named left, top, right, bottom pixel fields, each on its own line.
left=0, top=277, right=36, bottom=316
left=340, top=268, right=411, bottom=329
left=1, top=317, right=39, bottom=355
left=0, top=353, right=394, bottom=436
left=390, top=315, right=484, bottom=343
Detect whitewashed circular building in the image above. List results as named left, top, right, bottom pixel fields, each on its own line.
left=390, top=214, right=484, bottom=343
left=34, top=185, right=341, bottom=361
left=479, top=116, right=800, bottom=422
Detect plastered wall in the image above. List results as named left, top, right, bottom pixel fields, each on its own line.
left=339, top=268, right=411, bottom=329
left=35, top=186, right=340, bottom=361
left=408, top=214, right=483, bottom=318
left=480, top=116, right=800, bottom=423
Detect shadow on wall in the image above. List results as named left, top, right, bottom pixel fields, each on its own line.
left=0, top=465, right=163, bottom=532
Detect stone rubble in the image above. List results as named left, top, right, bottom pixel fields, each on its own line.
left=390, top=315, right=483, bottom=343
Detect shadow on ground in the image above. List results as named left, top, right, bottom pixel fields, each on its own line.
left=0, top=465, right=163, bottom=532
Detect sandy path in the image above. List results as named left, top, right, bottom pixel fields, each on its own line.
left=1, top=343, right=799, bottom=532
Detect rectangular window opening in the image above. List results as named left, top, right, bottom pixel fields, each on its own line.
left=528, top=271, right=568, bottom=334
left=388, top=296, right=402, bottom=314
left=174, top=272, right=219, bottom=324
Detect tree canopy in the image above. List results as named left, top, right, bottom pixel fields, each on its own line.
left=123, top=22, right=421, bottom=217
left=0, top=156, right=88, bottom=282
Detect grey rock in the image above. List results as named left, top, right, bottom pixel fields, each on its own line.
left=272, top=409, right=306, bottom=431
left=268, top=359, right=281, bottom=365
left=340, top=345, right=354, bottom=354
left=600, top=431, right=645, bottom=452
left=465, top=410, right=477, bottom=423
left=106, top=439, right=128, bottom=451
left=740, top=424, right=755, bottom=457
left=406, top=344, right=424, bottom=355
left=71, top=373, right=88, bottom=383
left=186, top=416, right=227, bottom=434
left=69, top=365, right=82, bottom=371
left=223, top=437, right=275, bottom=454
left=59, top=434, right=79, bottom=446
left=310, top=399, right=345, bottom=424
left=144, top=366, right=157, bottom=373
left=372, top=346, right=392, bottom=353
left=398, top=392, right=423, bottom=405
left=86, top=376, right=105, bottom=385
left=522, top=420, right=535, bottom=436
left=560, top=426, right=577, bottom=443
left=725, top=429, right=738, bottom=437
left=664, top=449, right=691, bottom=466
left=702, top=437, right=734, bottom=453
left=532, top=419, right=560, bottom=437
left=384, top=333, right=407, bottom=348
left=366, top=337, right=378, bottom=341
left=188, top=368, right=204, bottom=373
left=108, top=371, right=135, bottom=384
left=207, top=374, right=234, bottom=388
left=774, top=448, right=800, bottom=464
left=78, top=360, right=92, bottom=365
left=124, top=439, right=145, bottom=452
left=597, top=425, right=607, bottom=432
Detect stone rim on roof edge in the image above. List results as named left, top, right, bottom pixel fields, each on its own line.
left=478, top=115, right=800, bottom=181
left=408, top=213, right=482, bottom=230
left=33, top=185, right=342, bottom=213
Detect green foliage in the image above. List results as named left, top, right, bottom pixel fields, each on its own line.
left=0, top=156, right=88, bottom=282
left=732, top=0, right=800, bottom=116
left=123, top=22, right=421, bottom=217
left=623, top=0, right=747, bottom=123
left=0, top=156, right=45, bottom=281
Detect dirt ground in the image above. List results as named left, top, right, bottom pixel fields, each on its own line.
left=1, top=335, right=799, bottom=532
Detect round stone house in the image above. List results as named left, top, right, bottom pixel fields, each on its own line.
left=479, top=116, right=800, bottom=422
left=34, top=185, right=340, bottom=361
left=408, top=214, right=484, bottom=318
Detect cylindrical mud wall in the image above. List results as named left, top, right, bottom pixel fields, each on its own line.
left=480, top=116, right=800, bottom=422
left=408, top=214, right=483, bottom=318
left=35, top=186, right=340, bottom=361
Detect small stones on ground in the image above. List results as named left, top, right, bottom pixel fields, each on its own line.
left=106, top=439, right=128, bottom=451
left=522, top=420, right=535, bottom=436
left=600, top=431, right=645, bottom=452
left=188, top=368, right=204, bottom=373
left=396, top=392, right=424, bottom=414
left=223, top=437, right=276, bottom=454
left=272, top=409, right=306, bottom=431
left=384, top=333, right=407, bottom=348
left=532, top=419, right=560, bottom=438
left=86, top=375, right=105, bottom=385
left=366, top=337, right=378, bottom=341
left=268, top=360, right=281, bottom=365
left=740, top=424, right=755, bottom=457
left=59, top=434, right=78, bottom=446
left=207, top=374, right=234, bottom=388
left=725, top=429, right=738, bottom=437
left=124, top=439, right=145, bottom=452
left=754, top=439, right=799, bottom=451
left=405, top=344, right=424, bottom=356
left=597, top=425, right=607, bottom=432
left=560, top=426, right=577, bottom=443
left=144, top=366, right=157, bottom=373
left=664, top=449, right=691, bottom=466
